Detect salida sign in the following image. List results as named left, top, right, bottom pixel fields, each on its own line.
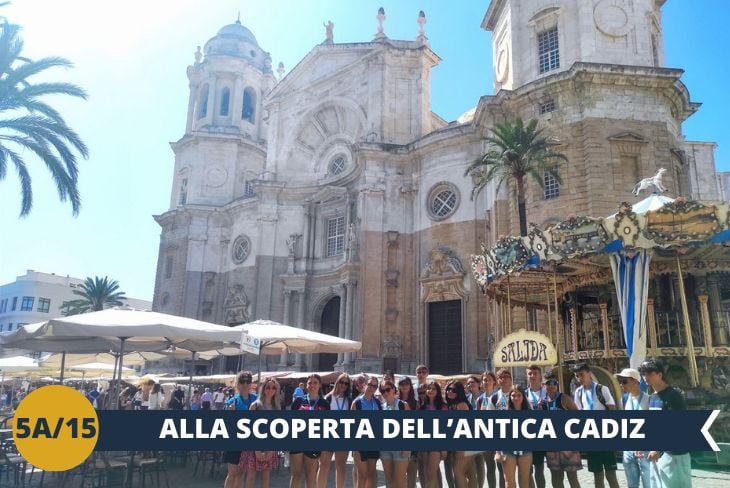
left=494, top=329, right=557, bottom=367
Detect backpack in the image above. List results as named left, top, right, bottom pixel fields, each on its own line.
left=578, top=383, right=608, bottom=409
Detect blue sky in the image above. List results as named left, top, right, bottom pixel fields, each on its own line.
left=0, top=1, right=727, bottom=301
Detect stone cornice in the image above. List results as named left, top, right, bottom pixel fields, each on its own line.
left=482, top=0, right=507, bottom=31
left=170, top=132, right=268, bottom=155
left=474, top=62, right=699, bottom=125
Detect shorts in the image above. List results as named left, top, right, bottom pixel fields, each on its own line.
left=587, top=451, right=618, bottom=473
left=546, top=451, right=582, bottom=472
left=224, top=451, right=242, bottom=465
left=532, top=451, right=545, bottom=466
left=380, top=450, right=409, bottom=461
left=651, top=452, right=691, bottom=488
left=359, top=451, right=380, bottom=461
left=290, top=451, right=321, bottom=459
left=501, top=451, right=531, bottom=459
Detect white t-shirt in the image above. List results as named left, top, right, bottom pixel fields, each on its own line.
left=622, top=391, right=649, bottom=411
left=329, top=395, right=349, bottom=411
left=573, top=382, right=615, bottom=410
left=213, top=391, right=225, bottom=404
left=485, top=389, right=510, bottom=410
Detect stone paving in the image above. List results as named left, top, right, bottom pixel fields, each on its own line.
left=22, top=453, right=730, bottom=488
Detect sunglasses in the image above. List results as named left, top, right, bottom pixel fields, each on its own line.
left=446, top=388, right=455, bottom=392
left=544, top=380, right=558, bottom=386
left=239, top=380, right=252, bottom=384
left=416, top=371, right=428, bottom=375
left=619, top=378, right=630, bottom=385
left=367, top=383, right=378, bottom=388
left=380, top=387, right=393, bottom=394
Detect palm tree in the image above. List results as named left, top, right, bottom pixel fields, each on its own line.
left=0, top=19, right=88, bottom=216
left=61, top=276, right=127, bottom=316
left=466, top=117, right=567, bottom=236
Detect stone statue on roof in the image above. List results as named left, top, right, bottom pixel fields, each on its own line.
left=375, top=7, right=386, bottom=39
left=323, top=20, right=334, bottom=44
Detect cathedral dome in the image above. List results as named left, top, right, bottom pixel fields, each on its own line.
left=215, top=20, right=259, bottom=46
left=204, top=18, right=269, bottom=66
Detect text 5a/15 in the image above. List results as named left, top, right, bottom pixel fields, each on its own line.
left=14, top=417, right=97, bottom=439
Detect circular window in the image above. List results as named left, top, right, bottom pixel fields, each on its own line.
left=328, top=155, right=347, bottom=176
left=231, top=235, right=252, bottom=264
left=427, top=183, right=460, bottom=220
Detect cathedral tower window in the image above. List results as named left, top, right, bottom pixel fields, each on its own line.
left=198, top=84, right=209, bottom=119
left=538, top=27, right=560, bottom=74
left=242, top=87, right=256, bottom=123
left=179, top=178, right=188, bottom=205
left=328, top=155, right=347, bottom=176
left=220, top=88, right=230, bottom=116
left=544, top=171, right=560, bottom=199
left=165, top=256, right=173, bottom=279
left=427, top=182, right=460, bottom=221
left=326, top=216, right=345, bottom=257
left=232, top=235, right=252, bottom=264
left=539, top=99, right=555, bottom=114
left=244, top=180, right=256, bottom=198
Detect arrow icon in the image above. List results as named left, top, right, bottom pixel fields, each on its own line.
left=701, top=410, right=720, bottom=452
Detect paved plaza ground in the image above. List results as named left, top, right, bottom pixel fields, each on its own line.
left=18, top=453, right=730, bottom=488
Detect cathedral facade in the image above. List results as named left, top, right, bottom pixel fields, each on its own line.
left=152, top=0, right=720, bottom=375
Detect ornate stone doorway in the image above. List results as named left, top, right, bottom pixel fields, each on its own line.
left=318, top=296, right=340, bottom=371
left=428, top=299, right=463, bottom=374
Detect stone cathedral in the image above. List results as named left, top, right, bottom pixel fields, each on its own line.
left=152, top=1, right=720, bottom=375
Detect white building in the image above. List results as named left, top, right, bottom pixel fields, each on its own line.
left=0, top=270, right=151, bottom=332
left=152, top=1, right=722, bottom=374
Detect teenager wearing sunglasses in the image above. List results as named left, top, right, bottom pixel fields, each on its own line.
left=322, top=373, right=353, bottom=488
left=419, top=381, right=448, bottom=488
left=379, top=380, right=410, bottom=488
left=351, top=377, right=382, bottom=488
left=539, top=370, right=581, bottom=488
left=446, top=380, right=479, bottom=488
left=290, top=374, right=330, bottom=488
left=242, top=378, right=281, bottom=488
left=615, top=368, right=649, bottom=488
left=397, top=377, right=419, bottom=488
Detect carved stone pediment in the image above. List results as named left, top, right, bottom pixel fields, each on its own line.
left=224, top=285, right=251, bottom=325
left=421, top=248, right=468, bottom=303
left=421, top=248, right=464, bottom=280
left=381, top=334, right=402, bottom=357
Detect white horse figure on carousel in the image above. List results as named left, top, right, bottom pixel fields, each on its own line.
left=632, top=167, right=668, bottom=196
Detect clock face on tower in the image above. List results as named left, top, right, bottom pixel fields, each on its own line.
left=593, top=0, right=631, bottom=38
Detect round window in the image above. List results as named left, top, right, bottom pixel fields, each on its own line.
left=231, top=235, right=252, bottom=264
left=328, top=155, right=347, bottom=176
left=427, top=183, right=460, bottom=220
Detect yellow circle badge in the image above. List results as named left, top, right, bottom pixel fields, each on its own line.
left=12, top=385, right=99, bottom=471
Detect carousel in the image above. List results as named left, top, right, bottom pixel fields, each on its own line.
left=470, top=185, right=730, bottom=399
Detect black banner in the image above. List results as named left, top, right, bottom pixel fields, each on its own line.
left=95, top=410, right=719, bottom=452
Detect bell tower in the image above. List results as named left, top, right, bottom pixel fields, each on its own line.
left=482, top=0, right=666, bottom=93
left=169, top=18, right=277, bottom=209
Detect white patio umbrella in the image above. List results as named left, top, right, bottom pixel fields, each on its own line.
left=231, top=319, right=362, bottom=382
left=0, top=307, right=242, bottom=407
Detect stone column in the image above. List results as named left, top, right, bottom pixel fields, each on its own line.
left=336, top=284, right=347, bottom=368
left=344, top=280, right=356, bottom=367
left=279, top=290, right=292, bottom=368
left=296, top=290, right=307, bottom=369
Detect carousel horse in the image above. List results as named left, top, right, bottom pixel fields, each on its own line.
left=632, top=167, right=668, bottom=196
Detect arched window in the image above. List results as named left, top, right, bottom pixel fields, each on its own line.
left=198, top=84, right=209, bottom=119
left=220, top=87, right=230, bottom=116
left=242, top=87, right=256, bottom=123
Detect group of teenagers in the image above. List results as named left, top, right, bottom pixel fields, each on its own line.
left=221, top=357, right=690, bottom=488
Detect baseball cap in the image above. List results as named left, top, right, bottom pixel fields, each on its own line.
left=615, top=368, right=641, bottom=382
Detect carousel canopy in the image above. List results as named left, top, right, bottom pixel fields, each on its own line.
left=471, top=194, right=730, bottom=297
